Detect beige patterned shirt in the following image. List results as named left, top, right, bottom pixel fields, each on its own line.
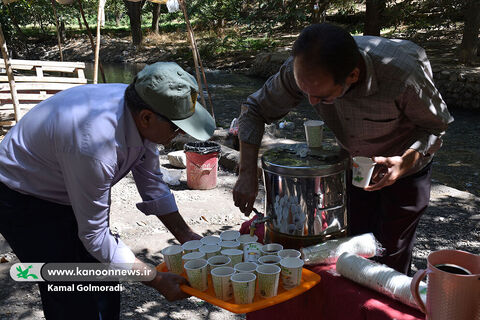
left=238, top=36, right=454, bottom=174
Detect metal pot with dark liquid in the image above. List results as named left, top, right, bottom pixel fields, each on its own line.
left=260, top=144, right=349, bottom=250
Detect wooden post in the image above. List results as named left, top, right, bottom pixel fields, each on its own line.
left=94, top=0, right=106, bottom=84
left=50, top=0, right=64, bottom=61
left=179, top=0, right=208, bottom=113
left=77, top=0, right=107, bottom=83
left=0, top=24, right=21, bottom=122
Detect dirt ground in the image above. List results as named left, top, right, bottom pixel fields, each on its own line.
left=1, top=108, right=479, bottom=319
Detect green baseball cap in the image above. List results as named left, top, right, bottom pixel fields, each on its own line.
left=134, top=62, right=215, bottom=141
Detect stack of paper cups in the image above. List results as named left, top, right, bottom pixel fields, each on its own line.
left=336, top=253, right=427, bottom=310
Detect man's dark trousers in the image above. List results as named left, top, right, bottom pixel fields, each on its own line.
left=0, top=182, right=120, bottom=320
left=347, top=162, right=432, bottom=274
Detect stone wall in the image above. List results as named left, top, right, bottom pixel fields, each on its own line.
left=432, top=68, right=480, bottom=109
left=249, top=52, right=480, bottom=110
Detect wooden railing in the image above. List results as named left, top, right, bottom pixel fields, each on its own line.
left=0, top=59, right=87, bottom=126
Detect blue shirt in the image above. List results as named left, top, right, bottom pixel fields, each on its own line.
left=0, top=84, right=178, bottom=264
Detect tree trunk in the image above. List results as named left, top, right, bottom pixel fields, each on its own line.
left=364, top=0, right=386, bottom=36
left=114, top=0, right=122, bottom=27
left=152, top=3, right=160, bottom=34
left=77, top=16, right=83, bottom=29
left=458, top=0, right=480, bottom=64
left=311, top=0, right=328, bottom=24
left=123, top=0, right=145, bottom=47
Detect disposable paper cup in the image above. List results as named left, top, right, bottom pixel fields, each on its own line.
left=221, top=249, right=243, bottom=266
left=256, top=264, right=281, bottom=298
left=200, top=235, right=221, bottom=245
left=211, top=266, right=235, bottom=301
left=234, top=262, right=258, bottom=274
left=208, top=255, right=232, bottom=273
left=161, top=245, right=184, bottom=274
left=258, top=255, right=282, bottom=266
left=184, top=259, right=208, bottom=291
left=352, top=156, right=376, bottom=188
left=352, top=157, right=375, bottom=188
left=220, top=230, right=240, bottom=241
left=277, top=249, right=301, bottom=259
left=237, top=234, right=258, bottom=249
left=182, top=251, right=205, bottom=266
left=280, top=257, right=304, bottom=290
left=182, top=240, right=202, bottom=254
left=243, top=242, right=263, bottom=263
left=231, top=272, right=256, bottom=304
left=260, top=243, right=283, bottom=256
left=199, top=244, right=222, bottom=260
left=304, top=120, right=324, bottom=148
left=220, top=240, right=241, bottom=250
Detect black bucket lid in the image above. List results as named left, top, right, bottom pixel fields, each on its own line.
left=261, top=144, right=349, bottom=177
left=184, top=141, right=221, bottom=155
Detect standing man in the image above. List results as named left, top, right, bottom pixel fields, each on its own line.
left=233, top=23, right=453, bottom=274
left=0, top=62, right=216, bottom=319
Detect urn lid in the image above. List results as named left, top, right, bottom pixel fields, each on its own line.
left=261, top=144, right=349, bottom=176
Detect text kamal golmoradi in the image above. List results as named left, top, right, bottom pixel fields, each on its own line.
left=47, top=284, right=125, bottom=292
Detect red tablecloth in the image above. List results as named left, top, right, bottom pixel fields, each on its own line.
left=240, top=217, right=425, bottom=320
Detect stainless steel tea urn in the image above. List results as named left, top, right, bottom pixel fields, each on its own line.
left=261, top=144, right=349, bottom=249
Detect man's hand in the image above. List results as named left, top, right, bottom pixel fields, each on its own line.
left=364, top=149, right=421, bottom=191
left=158, top=211, right=201, bottom=244
left=233, top=141, right=260, bottom=216
left=233, top=170, right=258, bottom=216
left=176, top=229, right=202, bottom=243
left=144, top=272, right=190, bottom=302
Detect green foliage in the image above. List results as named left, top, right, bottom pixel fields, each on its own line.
left=0, top=4, right=13, bottom=43
left=0, top=0, right=474, bottom=53
left=198, top=30, right=276, bottom=59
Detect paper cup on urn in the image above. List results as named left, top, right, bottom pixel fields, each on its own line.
left=304, top=120, right=324, bottom=148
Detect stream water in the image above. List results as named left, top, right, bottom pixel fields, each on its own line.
left=84, top=63, right=268, bottom=128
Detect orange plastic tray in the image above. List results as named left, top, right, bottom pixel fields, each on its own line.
left=156, top=262, right=321, bottom=314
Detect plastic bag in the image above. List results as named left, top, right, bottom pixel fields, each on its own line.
left=160, top=166, right=181, bottom=186
left=300, top=233, right=384, bottom=265
left=229, top=118, right=239, bottom=135
left=166, top=0, right=180, bottom=13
